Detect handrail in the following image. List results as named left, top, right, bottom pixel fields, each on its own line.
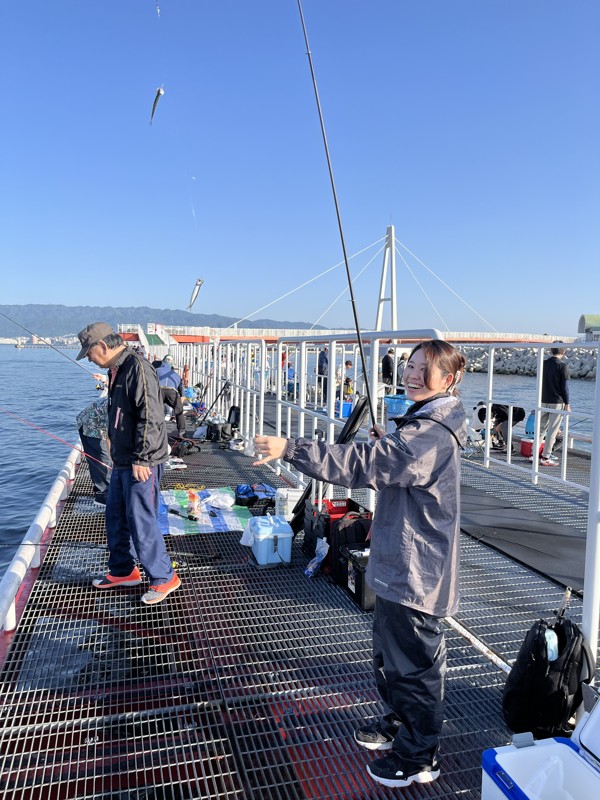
left=0, top=446, right=81, bottom=632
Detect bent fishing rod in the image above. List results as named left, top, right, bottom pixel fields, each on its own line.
left=296, top=0, right=377, bottom=430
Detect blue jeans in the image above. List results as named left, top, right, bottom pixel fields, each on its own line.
left=105, top=464, right=174, bottom=585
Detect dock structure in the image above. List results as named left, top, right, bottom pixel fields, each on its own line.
left=0, top=431, right=596, bottom=799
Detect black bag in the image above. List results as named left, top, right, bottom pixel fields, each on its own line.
left=227, top=405, right=241, bottom=429
left=330, top=512, right=372, bottom=586
left=502, top=614, right=595, bottom=739
left=169, top=439, right=200, bottom=458
left=234, top=483, right=276, bottom=514
left=302, top=499, right=371, bottom=558
left=207, top=422, right=233, bottom=442
left=235, top=484, right=257, bottom=506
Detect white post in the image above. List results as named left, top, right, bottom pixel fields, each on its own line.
left=375, top=226, right=397, bottom=331
left=581, top=341, right=600, bottom=663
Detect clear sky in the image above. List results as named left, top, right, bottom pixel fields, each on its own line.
left=1, top=1, right=598, bottom=337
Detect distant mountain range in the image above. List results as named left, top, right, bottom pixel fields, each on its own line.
left=0, top=305, right=324, bottom=338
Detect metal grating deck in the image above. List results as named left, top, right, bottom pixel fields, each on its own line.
left=0, top=440, right=596, bottom=798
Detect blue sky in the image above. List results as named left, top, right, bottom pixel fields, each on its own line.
left=1, top=1, right=598, bottom=337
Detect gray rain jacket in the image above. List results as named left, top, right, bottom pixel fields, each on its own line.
left=283, top=395, right=467, bottom=617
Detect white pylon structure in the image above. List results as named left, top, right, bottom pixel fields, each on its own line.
left=374, top=225, right=397, bottom=331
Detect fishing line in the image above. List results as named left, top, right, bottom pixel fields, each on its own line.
left=296, top=0, right=376, bottom=427
left=0, top=310, right=97, bottom=379
left=229, top=237, right=384, bottom=329
left=0, top=406, right=108, bottom=467
left=149, top=0, right=167, bottom=125
left=310, top=244, right=385, bottom=330
left=395, top=239, right=498, bottom=332
left=394, top=246, right=450, bottom=331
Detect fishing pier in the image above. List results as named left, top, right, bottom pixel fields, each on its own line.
left=0, top=332, right=598, bottom=799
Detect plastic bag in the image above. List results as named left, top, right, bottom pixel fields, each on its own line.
left=202, top=491, right=235, bottom=509
left=305, top=537, right=329, bottom=578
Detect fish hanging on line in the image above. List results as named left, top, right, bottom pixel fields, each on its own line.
left=150, top=87, right=164, bottom=125
left=187, top=279, right=204, bottom=311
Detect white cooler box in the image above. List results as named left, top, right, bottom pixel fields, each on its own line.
left=249, top=516, right=293, bottom=566
left=482, top=692, right=600, bottom=799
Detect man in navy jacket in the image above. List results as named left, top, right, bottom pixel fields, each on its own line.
left=76, top=322, right=180, bottom=605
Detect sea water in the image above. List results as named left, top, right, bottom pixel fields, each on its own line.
left=0, top=345, right=596, bottom=579
left=0, top=345, right=96, bottom=578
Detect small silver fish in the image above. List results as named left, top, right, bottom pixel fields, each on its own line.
left=150, top=87, right=164, bottom=125
left=187, top=279, right=204, bottom=311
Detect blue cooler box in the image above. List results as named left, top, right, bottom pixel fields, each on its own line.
left=250, top=516, right=293, bottom=566
left=481, top=696, right=600, bottom=799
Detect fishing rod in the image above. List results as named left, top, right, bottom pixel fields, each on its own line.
left=0, top=310, right=97, bottom=379
left=197, top=380, right=231, bottom=427
left=296, top=0, right=377, bottom=430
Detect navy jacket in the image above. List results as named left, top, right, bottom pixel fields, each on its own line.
left=542, top=356, right=570, bottom=405
left=107, top=350, right=169, bottom=468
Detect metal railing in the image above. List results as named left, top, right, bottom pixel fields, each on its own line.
left=0, top=446, right=81, bottom=631
left=173, top=332, right=599, bottom=658
left=3, top=332, right=598, bottom=659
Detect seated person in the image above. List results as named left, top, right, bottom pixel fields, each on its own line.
left=473, top=402, right=526, bottom=452
left=156, top=355, right=186, bottom=437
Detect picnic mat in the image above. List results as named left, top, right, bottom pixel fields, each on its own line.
left=159, top=487, right=252, bottom=535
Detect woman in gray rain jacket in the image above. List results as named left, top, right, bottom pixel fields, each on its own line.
left=254, top=340, right=467, bottom=790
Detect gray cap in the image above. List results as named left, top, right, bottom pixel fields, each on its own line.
left=76, top=322, right=114, bottom=360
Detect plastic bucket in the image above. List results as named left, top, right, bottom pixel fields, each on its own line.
left=384, top=395, right=412, bottom=432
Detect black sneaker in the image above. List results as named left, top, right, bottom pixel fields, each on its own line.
left=354, top=719, right=397, bottom=751
left=367, top=751, right=440, bottom=788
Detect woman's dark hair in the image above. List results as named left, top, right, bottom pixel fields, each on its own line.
left=409, top=340, right=467, bottom=395
left=102, top=332, right=124, bottom=349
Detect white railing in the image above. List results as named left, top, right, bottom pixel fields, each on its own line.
left=175, top=332, right=599, bottom=659
left=5, top=333, right=598, bottom=658
left=0, top=446, right=81, bottom=632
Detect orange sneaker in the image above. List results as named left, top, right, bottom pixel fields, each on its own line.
left=92, top=567, right=142, bottom=589
left=141, top=572, right=181, bottom=605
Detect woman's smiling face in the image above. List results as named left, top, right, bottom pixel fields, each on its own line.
left=404, top=347, right=454, bottom=403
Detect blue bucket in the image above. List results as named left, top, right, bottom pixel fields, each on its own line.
left=384, top=395, right=412, bottom=419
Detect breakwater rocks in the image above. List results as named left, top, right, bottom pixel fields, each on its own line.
left=457, top=347, right=597, bottom=380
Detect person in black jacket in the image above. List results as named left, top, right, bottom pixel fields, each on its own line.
left=381, top=348, right=394, bottom=394
left=474, top=402, right=526, bottom=453
left=539, top=345, right=570, bottom=466
left=76, top=322, right=180, bottom=605
left=317, top=347, right=329, bottom=405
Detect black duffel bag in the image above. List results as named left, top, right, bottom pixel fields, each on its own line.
left=207, top=422, right=233, bottom=442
